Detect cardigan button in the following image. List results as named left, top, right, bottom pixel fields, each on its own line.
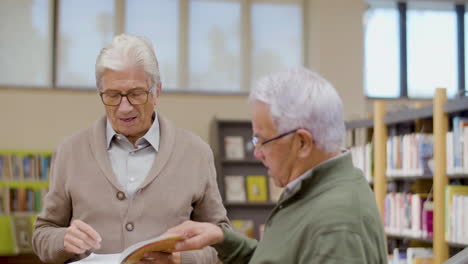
left=116, top=191, right=126, bottom=201
left=126, top=222, right=134, bottom=231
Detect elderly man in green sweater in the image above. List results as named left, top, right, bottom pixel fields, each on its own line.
left=166, top=67, right=388, bottom=263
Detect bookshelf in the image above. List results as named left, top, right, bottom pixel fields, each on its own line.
left=0, top=151, right=51, bottom=264
left=370, top=89, right=468, bottom=263
left=212, top=120, right=283, bottom=239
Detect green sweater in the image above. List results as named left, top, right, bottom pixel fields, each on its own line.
left=214, top=153, right=387, bottom=263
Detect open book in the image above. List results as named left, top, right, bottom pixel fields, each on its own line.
left=73, top=234, right=184, bottom=264
left=119, top=233, right=184, bottom=264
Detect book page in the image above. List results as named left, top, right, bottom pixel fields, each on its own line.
left=72, top=253, right=120, bottom=264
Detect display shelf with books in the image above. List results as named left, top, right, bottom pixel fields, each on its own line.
left=0, top=150, right=51, bottom=263
left=211, top=119, right=284, bottom=239
left=345, top=117, right=374, bottom=184
left=371, top=90, right=468, bottom=263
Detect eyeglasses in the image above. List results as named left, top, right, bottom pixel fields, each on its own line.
left=251, top=129, right=298, bottom=148
left=100, top=88, right=153, bottom=106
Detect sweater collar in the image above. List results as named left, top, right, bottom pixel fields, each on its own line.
left=90, top=113, right=176, bottom=191
left=279, top=151, right=356, bottom=203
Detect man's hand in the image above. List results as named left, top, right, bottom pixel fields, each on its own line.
left=135, top=252, right=180, bottom=264
left=164, top=221, right=224, bottom=251
left=64, top=220, right=102, bottom=254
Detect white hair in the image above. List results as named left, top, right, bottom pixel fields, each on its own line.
left=249, top=67, right=345, bottom=154
left=95, top=34, right=160, bottom=94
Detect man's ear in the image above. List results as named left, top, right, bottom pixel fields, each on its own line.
left=156, top=83, right=162, bottom=97
left=296, top=129, right=314, bottom=157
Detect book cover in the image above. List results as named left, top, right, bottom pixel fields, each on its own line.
left=224, top=136, right=245, bottom=160
left=268, top=177, right=283, bottom=202
left=231, top=219, right=254, bottom=238
left=119, top=234, right=184, bottom=264
left=452, top=117, right=468, bottom=169
left=246, top=175, right=267, bottom=202
left=422, top=199, right=433, bottom=239
left=224, top=175, right=246, bottom=203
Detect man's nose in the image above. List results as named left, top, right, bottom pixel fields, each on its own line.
left=254, top=147, right=264, bottom=160
left=118, top=96, right=134, bottom=112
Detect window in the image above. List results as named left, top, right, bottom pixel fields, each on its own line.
left=125, top=0, right=179, bottom=90
left=189, top=0, right=241, bottom=92
left=364, top=3, right=400, bottom=98
left=364, top=1, right=465, bottom=98
left=57, top=0, right=115, bottom=89
left=251, top=1, right=303, bottom=86
left=1, top=0, right=303, bottom=93
left=0, top=0, right=52, bottom=86
left=407, top=2, right=457, bottom=98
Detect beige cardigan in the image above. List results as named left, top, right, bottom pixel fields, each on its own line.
left=33, top=114, right=228, bottom=264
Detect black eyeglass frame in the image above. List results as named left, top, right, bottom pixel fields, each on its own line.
left=251, top=129, right=299, bottom=147
left=99, top=87, right=154, bottom=106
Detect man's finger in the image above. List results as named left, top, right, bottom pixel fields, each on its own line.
left=73, top=220, right=102, bottom=243
left=64, top=239, right=87, bottom=254
left=174, top=236, right=205, bottom=251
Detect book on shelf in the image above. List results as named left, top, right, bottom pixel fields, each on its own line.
left=224, top=136, right=245, bottom=160
left=246, top=175, right=268, bottom=202
left=386, top=133, right=434, bottom=177
left=384, top=192, right=433, bottom=239
left=407, top=247, right=433, bottom=264
left=11, top=215, right=34, bottom=254
left=452, top=117, right=468, bottom=172
left=445, top=185, right=468, bottom=244
left=0, top=187, right=3, bottom=215
left=390, top=247, right=433, bottom=264
left=421, top=199, right=433, bottom=239
left=0, top=152, right=52, bottom=181
left=259, top=224, right=265, bottom=240
left=0, top=186, right=48, bottom=215
left=450, top=194, right=468, bottom=244
left=350, top=142, right=373, bottom=182
left=73, top=234, right=185, bottom=264
left=268, top=177, right=283, bottom=202
left=224, top=175, right=246, bottom=203
left=464, top=126, right=468, bottom=174
left=231, top=219, right=255, bottom=239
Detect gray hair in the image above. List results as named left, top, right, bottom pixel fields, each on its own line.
left=95, top=34, right=160, bottom=94
left=249, top=67, right=345, bottom=154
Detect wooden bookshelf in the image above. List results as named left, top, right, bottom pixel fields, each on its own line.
left=433, top=88, right=449, bottom=263
left=374, top=101, right=387, bottom=219
left=370, top=88, right=468, bottom=263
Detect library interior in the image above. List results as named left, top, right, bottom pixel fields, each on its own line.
left=0, top=0, right=467, bottom=263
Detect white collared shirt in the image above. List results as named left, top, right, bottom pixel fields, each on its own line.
left=106, top=114, right=160, bottom=197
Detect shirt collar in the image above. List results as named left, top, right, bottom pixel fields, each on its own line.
left=106, top=112, right=160, bottom=151
left=285, top=149, right=349, bottom=194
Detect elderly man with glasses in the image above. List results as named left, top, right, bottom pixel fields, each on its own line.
left=32, top=34, right=228, bottom=264
left=165, top=68, right=388, bottom=264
